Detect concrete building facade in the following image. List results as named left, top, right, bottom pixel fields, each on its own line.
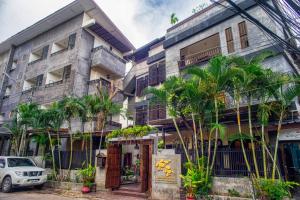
left=0, top=0, right=134, bottom=132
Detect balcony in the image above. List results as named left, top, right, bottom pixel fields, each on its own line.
left=178, top=46, right=221, bottom=69
left=91, top=46, right=126, bottom=78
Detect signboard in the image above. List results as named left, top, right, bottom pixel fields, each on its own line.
left=154, top=155, right=179, bottom=184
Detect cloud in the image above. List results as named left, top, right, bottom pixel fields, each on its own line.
left=0, top=0, right=207, bottom=48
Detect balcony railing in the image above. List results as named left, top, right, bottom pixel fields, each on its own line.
left=178, top=46, right=221, bottom=69
left=45, top=80, right=63, bottom=88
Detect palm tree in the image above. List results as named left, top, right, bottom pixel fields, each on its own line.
left=82, top=94, right=101, bottom=165
left=269, top=73, right=300, bottom=179
left=147, top=76, right=191, bottom=163
left=46, top=102, right=65, bottom=179
left=170, top=13, right=179, bottom=25
left=95, top=86, right=122, bottom=160
left=228, top=52, right=273, bottom=178
left=186, top=56, right=232, bottom=179
left=16, top=103, right=39, bottom=156
left=59, top=96, right=85, bottom=175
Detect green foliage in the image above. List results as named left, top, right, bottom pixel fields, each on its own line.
left=78, top=164, right=96, bottom=186
left=181, top=160, right=212, bottom=198
left=170, top=13, right=178, bottom=25
left=255, top=178, right=299, bottom=200
left=106, top=125, right=155, bottom=139
left=158, top=139, right=164, bottom=149
left=228, top=189, right=240, bottom=197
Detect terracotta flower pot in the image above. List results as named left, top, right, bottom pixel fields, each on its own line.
left=81, top=186, right=90, bottom=193
left=186, top=196, right=196, bottom=200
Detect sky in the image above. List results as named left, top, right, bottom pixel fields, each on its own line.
left=0, top=0, right=210, bottom=48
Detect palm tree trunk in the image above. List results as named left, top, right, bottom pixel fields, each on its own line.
left=47, top=131, right=57, bottom=179
left=89, top=120, right=93, bottom=165
left=247, top=97, right=260, bottom=178
left=56, top=130, right=62, bottom=179
left=210, top=97, right=219, bottom=171
left=272, top=110, right=284, bottom=180
left=261, top=125, right=267, bottom=179
left=67, top=121, right=73, bottom=176
left=192, top=114, right=200, bottom=169
left=199, top=119, right=204, bottom=166
left=172, top=118, right=190, bottom=163
left=265, top=144, right=281, bottom=180
left=206, top=129, right=212, bottom=182
left=236, top=95, right=251, bottom=173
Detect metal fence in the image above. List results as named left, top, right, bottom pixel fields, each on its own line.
left=46, top=150, right=96, bottom=170
left=175, top=145, right=282, bottom=177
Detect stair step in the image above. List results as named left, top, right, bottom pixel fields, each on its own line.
left=112, top=190, right=148, bottom=199
left=118, top=187, right=141, bottom=193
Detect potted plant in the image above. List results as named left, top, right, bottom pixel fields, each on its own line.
left=79, top=164, right=96, bottom=193
left=180, top=167, right=203, bottom=200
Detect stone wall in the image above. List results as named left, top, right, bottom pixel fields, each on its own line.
left=151, top=149, right=181, bottom=200
left=211, top=177, right=254, bottom=198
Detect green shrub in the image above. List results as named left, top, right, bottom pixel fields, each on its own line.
left=106, top=125, right=155, bottom=139
left=255, top=178, right=299, bottom=200
left=228, top=188, right=240, bottom=197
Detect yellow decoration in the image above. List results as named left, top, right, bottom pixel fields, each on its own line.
left=155, top=159, right=174, bottom=177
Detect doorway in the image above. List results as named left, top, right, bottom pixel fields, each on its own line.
left=105, top=140, right=152, bottom=194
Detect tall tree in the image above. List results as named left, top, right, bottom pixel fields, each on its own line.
left=59, top=97, right=85, bottom=175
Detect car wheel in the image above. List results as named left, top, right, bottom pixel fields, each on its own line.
left=2, top=176, right=12, bottom=193
left=34, top=184, right=44, bottom=190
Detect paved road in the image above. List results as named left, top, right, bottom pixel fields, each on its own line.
left=0, top=188, right=144, bottom=200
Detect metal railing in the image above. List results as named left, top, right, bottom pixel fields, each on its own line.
left=178, top=46, right=221, bottom=68
left=175, top=146, right=281, bottom=178
left=46, top=150, right=96, bottom=169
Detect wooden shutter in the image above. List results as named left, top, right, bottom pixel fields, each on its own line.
left=63, top=65, right=71, bottom=80
left=136, top=77, right=143, bottom=96
left=149, top=103, right=158, bottom=121
left=158, top=104, right=166, bottom=119
left=68, top=33, right=76, bottom=49
left=42, top=45, right=49, bottom=59
left=136, top=105, right=148, bottom=125
left=238, top=21, right=249, bottom=49
left=36, top=74, right=43, bottom=86
left=149, top=64, right=158, bottom=86
left=105, top=144, right=121, bottom=189
left=225, top=27, right=235, bottom=53
left=141, top=145, right=149, bottom=192
left=143, top=75, right=148, bottom=95
left=158, top=61, right=166, bottom=83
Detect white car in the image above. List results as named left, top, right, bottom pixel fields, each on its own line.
left=0, top=156, right=47, bottom=192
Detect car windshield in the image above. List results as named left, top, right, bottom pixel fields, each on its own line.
left=7, top=158, right=35, bottom=167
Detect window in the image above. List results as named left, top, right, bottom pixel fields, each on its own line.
left=149, top=61, right=166, bottom=86
left=149, top=102, right=166, bottom=121
left=10, top=60, right=17, bottom=71
left=7, top=158, right=35, bottom=167
left=50, top=33, right=76, bottom=55
left=0, top=159, right=5, bottom=168
left=238, top=21, right=249, bottom=49
left=225, top=27, right=235, bottom=53
left=4, top=85, right=12, bottom=98
left=136, top=75, right=148, bottom=96
left=136, top=105, right=148, bottom=125
left=29, top=45, right=49, bottom=64
left=68, top=33, right=76, bottom=50
left=63, top=65, right=71, bottom=80
left=22, top=74, right=43, bottom=91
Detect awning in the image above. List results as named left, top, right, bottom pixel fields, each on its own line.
left=0, top=127, right=12, bottom=136
left=279, top=129, right=300, bottom=141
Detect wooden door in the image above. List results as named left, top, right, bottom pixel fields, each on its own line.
left=140, top=144, right=149, bottom=192
left=105, top=144, right=121, bottom=189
